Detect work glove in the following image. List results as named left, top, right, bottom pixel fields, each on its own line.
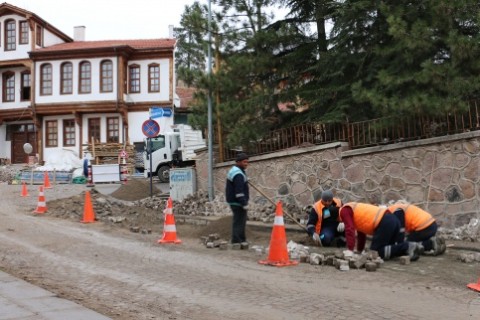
left=337, top=222, right=345, bottom=233
left=343, top=249, right=354, bottom=259
left=243, top=204, right=249, bottom=211
left=312, top=233, right=321, bottom=246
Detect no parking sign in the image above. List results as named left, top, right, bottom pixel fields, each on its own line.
left=142, top=119, right=160, bottom=138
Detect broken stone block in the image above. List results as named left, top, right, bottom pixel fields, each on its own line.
left=208, top=233, right=220, bottom=242
left=324, top=255, right=335, bottom=266
left=459, top=253, right=475, bottom=263
left=365, top=262, right=377, bottom=272
left=337, top=259, right=349, bottom=271
left=241, top=242, right=249, bottom=250
left=399, top=256, right=410, bottom=265
left=129, top=226, right=140, bottom=233
left=309, top=253, right=322, bottom=265
left=219, top=241, right=228, bottom=250
left=366, top=250, right=379, bottom=260
left=373, top=257, right=384, bottom=268
left=231, top=243, right=241, bottom=250
left=206, top=242, right=215, bottom=248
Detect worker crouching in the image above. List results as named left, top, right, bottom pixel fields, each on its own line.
left=339, top=202, right=421, bottom=261
left=306, top=190, right=345, bottom=247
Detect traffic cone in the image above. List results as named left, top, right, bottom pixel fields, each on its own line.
left=33, top=186, right=47, bottom=214
left=259, top=201, right=298, bottom=267
left=467, top=276, right=480, bottom=292
left=21, top=182, right=29, bottom=197
left=158, top=198, right=182, bottom=244
left=81, top=191, right=96, bottom=223
left=43, top=171, right=52, bottom=189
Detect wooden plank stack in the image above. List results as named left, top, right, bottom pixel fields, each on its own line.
left=83, top=143, right=136, bottom=174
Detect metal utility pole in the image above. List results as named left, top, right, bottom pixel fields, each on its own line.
left=207, top=0, right=214, bottom=201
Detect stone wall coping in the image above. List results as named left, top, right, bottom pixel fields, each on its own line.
left=215, top=141, right=349, bottom=168
left=342, top=130, right=480, bottom=158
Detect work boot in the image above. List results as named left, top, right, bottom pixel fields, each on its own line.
left=437, top=237, right=447, bottom=255
left=407, top=242, right=420, bottom=261
left=430, top=236, right=443, bottom=256
left=416, top=242, right=425, bottom=255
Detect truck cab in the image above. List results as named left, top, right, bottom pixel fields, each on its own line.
left=143, top=124, right=206, bottom=183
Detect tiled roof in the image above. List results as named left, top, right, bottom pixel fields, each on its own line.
left=35, top=39, right=176, bottom=52
left=176, top=87, right=196, bottom=109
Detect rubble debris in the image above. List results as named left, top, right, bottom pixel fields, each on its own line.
left=440, top=218, right=480, bottom=242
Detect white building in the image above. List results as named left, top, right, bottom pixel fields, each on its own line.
left=0, top=3, right=176, bottom=164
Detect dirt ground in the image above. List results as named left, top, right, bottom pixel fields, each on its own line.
left=1, top=179, right=480, bottom=319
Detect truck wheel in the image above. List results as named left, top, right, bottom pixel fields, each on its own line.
left=157, top=165, right=170, bottom=183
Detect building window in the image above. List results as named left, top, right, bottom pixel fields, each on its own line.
left=5, top=19, right=16, bottom=51
left=129, top=64, right=140, bottom=93
left=3, top=72, right=15, bottom=102
left=40, top=64, right=52, bottom=95
left=46, top=120, right=58, bottom=147
left=100, top=60, right=113, bottom=92
left=106, top=117, right=119, bottom=143
left=21, top=72, right=30, bottom=101
left=61, top=62, right=73, bottom=94
left=36, top=25, right=42, bottom=46
left=19, top=21, right=28, bottom=44
left=79, top=61, right=91, bottom=93
left=148, top=63, right=160, bottom=92
left=88, top=118, right=100, bottom=143
left=63, top=119, right=75, bottom=146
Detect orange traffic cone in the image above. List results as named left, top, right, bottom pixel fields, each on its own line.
left=43, top=171, right=52, bottom=189
left=21, top=182, right=29, bottom=197
left=81, top=191, right=96, bottom=223
left=259, top=201, right=298, bottom=267
left=33, top=186, right=47, bottom=214
left=467, top=276, right=480, bottom=292
left=158, top=198, right=181, bottom=244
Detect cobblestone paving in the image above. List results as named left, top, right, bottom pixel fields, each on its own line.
left=0, top=184, right=479, bottom=319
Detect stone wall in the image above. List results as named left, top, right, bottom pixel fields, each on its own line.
left=194, top=131, right=480, bottom=228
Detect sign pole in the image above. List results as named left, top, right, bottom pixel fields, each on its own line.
left=149, top=138, right=153, bottom=198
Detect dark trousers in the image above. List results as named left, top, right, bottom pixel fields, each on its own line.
left=371, top=214, right=408, bottom=260
left=230, top=205, right=247, bottom=243
left=320, top=222, right=343, bottom=246
left=407, top=222, right=438, bottom=251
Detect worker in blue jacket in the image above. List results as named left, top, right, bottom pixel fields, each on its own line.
left=225, top=152, right=250, bottom=244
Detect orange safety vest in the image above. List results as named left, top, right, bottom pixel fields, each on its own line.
left=387, top=203, right=435, bottom=232
left=342, top=202, right=387, bottom=235
left=313, top=197, right=343, bottom=234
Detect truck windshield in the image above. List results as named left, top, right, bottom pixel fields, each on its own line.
left=149, top=136, right=166, bottom=152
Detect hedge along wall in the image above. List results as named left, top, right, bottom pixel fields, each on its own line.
left=194, top=131, right=480, bottom=228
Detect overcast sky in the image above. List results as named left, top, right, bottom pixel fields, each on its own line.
left=8, top=0, right=198, bottom=40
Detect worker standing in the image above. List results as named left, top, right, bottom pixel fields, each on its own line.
left=306, top=190, right=345, bottom=247
left=339, top=202, right=421, bottom=261
left=388, top=201, right=445, bottom=255
left=225, top=152, right=250, bottom=244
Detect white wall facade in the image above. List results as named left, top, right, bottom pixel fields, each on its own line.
left=0, top=14, right=31, bottom=60
left=0, top=66, right=31, bottom=109
left=126, top=58, right=171, bottom=103
left=128, top=111, right=174, bottom=144
left=0, top=125, right=7, bottom=158
left=35, top=57, right=118, bottom=103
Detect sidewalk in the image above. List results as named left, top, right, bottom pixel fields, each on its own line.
left=0, top=270, right=111, bottom=320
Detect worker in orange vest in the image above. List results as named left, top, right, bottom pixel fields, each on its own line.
left=388, top=201, right=445, bottom=255
left=306, top=190, right=345, bottom=247
left=339, top=202, right=421, bottom=261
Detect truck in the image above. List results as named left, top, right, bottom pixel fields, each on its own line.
left=143, top=124, right=206, bottom=183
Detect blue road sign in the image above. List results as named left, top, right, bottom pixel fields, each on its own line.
left=150, top=107, right=173, bottom=119
left=142, top=119, right=160, bottom=138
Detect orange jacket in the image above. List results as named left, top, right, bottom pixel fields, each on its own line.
left=387, top=203, right=435, bottom=232
left=341, top=202, right=387, bottom=235
left=313, top=197, right=342, bottom=234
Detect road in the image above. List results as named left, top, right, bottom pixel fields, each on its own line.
left=0, top=184, right=479, bottom=319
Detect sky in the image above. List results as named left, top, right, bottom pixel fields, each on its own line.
left=7, top=0, right=199, bottom=40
